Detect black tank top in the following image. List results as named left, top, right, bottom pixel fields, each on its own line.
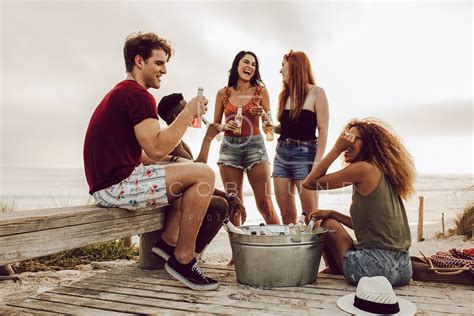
left=279, top=109, right=317, bottom=141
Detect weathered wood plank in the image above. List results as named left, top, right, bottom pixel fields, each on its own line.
left=66, top=280, right=325, bottom=312
left=0, top=205, right=165, bottom=236
left=89, top=270, right=351, bottom=311
left=30, top=292, right=192, bottom=315
left=105, top=266, right=352, bottom=292
left=139, top=229, right=165, bottom=269
left=0, top=212, right=165, bottom=266
left=98, top=265, right=473, bottom=313
left=7, top=298, right=127, bottom=315
left=100, top=274, right=459, bottom=313
left=47, top=287, right=276, bottom=315
left=3, top=262, right=472, bottom=315
left=0, top=304, right=60, bottom=315
left=75, top=269, right=474, bottom=314
left=74, top=277, right=346, bottom=312
left=201, top=267, right=474, bottom=307
left=202, top=266, right=474, bottom=294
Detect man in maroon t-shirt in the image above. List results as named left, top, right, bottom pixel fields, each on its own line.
left=83, top=32, right=218, bottom=291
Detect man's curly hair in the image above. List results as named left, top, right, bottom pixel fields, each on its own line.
left=344, top=117, right=416, bottom=200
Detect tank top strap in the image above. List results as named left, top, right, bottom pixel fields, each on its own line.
left=223, top=86, right=231, bottom=104
left=223, top=87, right=235, bottom=112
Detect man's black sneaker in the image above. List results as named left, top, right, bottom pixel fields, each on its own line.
left=165, top=255, right=219, bottom=291
left=151, top=238, right=175, bottom=261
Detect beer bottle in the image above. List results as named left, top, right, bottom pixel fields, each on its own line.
left=307, top=218, right=316, bottom=232
left=223, top=218, right=244, bottom=234
left=288, top=223, right=296, bottom=235
left=264, top=111, right=274, bottom=141
left=295, top=213, right=306, bottom=234
left=233, top=107, right=243, bottom=135
left=191, top=87, right=204, bottom=128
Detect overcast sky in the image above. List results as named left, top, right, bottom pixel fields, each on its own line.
left=1, top=0, right=472, bottom=174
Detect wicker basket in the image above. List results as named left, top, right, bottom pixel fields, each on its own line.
left=411, top=256, right=474, bottom=285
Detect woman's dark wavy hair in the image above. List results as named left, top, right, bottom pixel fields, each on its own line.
left=227, top=51, right=263, bottom=88
left=344, top=117, right=416, bottom=200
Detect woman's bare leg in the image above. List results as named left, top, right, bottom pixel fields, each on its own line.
left=247, top=163, right=280, bottom=224
left=273, top=177, right=298, bottom=224
left=320, top=218, right=354, bottom=274
left=219, top=165, right=244, bottom=225
left=295, top=180, right=318, bottom=220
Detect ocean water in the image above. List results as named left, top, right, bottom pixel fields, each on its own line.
left=1, top=167, right=472, bottom=229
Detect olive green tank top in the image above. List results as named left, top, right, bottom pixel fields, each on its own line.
left=350, top=173, right=411, bottom=251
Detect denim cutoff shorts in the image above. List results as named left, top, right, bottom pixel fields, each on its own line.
left=343, top=248, right=413, bottom=287
left=217, top=134, right=269, bottom=172
left=272, top=138, right=317, bottom=180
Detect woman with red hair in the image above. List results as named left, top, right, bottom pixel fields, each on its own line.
left=272, top=50, right=329, bottom=224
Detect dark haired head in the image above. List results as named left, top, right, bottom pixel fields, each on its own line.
left=123, top=32, right=173, bottom=73
left=157, top=93, right=184, bottom=124
left=227, top=51, right=263, bottom=88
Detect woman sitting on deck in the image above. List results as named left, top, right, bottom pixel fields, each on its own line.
left=303, top=118, right=416, bottom=286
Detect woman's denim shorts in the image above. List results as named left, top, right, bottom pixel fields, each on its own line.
left=272, top=138, right=317, bottom=180
left=343, top=248, right=413, bottom=287
left=217, top=134, right=269, bottom=172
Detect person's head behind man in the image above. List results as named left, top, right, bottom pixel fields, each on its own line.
left=124, top=32, right=173, bottom=90
left=157, top=93, right=187, bottom=125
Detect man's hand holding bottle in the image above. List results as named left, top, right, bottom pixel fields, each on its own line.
left=185, top=95, right=208, bottom=121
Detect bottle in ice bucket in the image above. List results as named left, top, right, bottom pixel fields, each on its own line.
left=191, top=87, right=204, bottom=128
left=223, top=218, right=244, bottom=234
left=258, top=223, right=272, bottom=235
left=296, top=213, right=306, bottom=234
left=288, top=223, right=296, bottom=235
left=307, top=217, right=316, bottom=233
left=264, top=111, right=274, bottom=141
left=233, top=107, right=243, bottom=135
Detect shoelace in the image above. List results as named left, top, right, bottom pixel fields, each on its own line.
left=192, top=263, right=208, bottom=282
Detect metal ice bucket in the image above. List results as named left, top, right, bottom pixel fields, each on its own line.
left=228, top=225, right=328, bottom=287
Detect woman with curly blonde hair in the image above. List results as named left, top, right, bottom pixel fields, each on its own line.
left=303, top=118, right=416, bottom=286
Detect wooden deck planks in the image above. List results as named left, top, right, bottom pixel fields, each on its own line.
left=0, top=304, right=61, bottom=315
left=99, top=266, right=473, bottom=314
left=3, top=263, right=473, bottom=315
left=7, top=298, right=127, bottom=315
left=68, top=279, right=333, bottom=312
